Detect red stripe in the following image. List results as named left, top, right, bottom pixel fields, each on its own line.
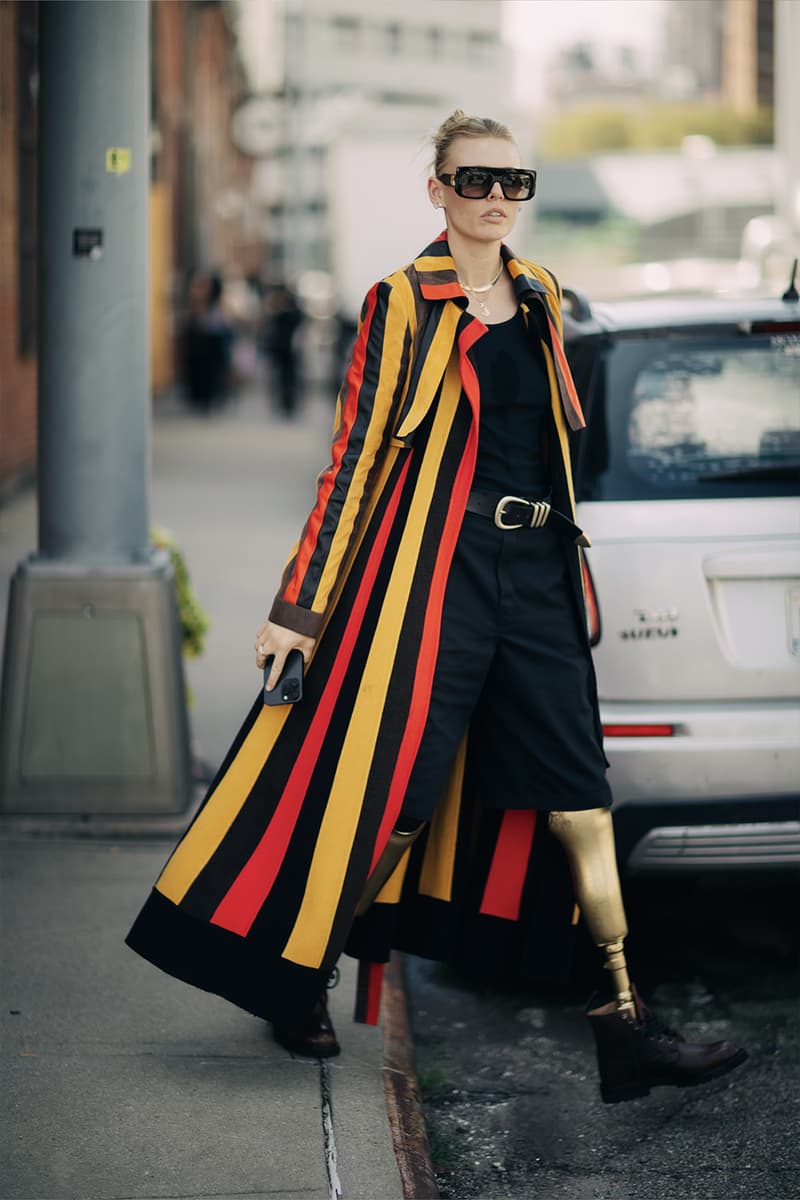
left=419, top=281, right=463, bottom=300
left=364, top=962, right=383, bottom=1025
left=546, top=314, right=585, bottom=430
left=284, top=286, right=379, bottom=604
left=369, top=321, right=485, bottom=871
left=211, top=457, right=412, bottom=937
left=480, top=810, right=537, bottom=921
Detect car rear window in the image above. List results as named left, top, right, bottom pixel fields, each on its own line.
left=573, top=331, right=800, bottom=501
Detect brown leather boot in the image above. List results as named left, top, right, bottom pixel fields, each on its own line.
left=272, top=969, right=341, bottom=1059
left=587, top=988, right=746, bottom=1103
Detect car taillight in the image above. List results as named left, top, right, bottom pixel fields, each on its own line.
left=602, top=724, right=676, bottom=737
left=580, top=551, right=601, bottom=647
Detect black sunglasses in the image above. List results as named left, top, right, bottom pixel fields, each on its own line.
left=437, top=165, right=537, bottom=201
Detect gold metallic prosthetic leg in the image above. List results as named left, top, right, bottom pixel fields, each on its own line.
left=548, top=808, right=635, bottom=1015
left=355, top=825, right=426, bottom=917
left=550, top=811, right=747, bottom=1102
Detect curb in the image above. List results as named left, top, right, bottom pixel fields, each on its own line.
left=0, top=785, right=206, bottom=841
left=381, top=953, right=440, bottom=1200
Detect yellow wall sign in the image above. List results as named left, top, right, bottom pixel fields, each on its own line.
left=105, top=148, right=131, bottom=175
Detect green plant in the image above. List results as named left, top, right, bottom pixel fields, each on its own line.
left=151, top=526, right=210, bottom=659
left=417, top=1067, right=452, bottom=1096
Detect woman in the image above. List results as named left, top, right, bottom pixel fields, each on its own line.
left=127, top=111, right=745, bottom=1104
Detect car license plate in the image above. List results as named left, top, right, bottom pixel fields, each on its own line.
left=788, top=587, right=800, bottom=657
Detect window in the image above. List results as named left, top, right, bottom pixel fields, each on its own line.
left=574, top=333, right=800, bottom=501
left=17, top=0, right=38, bottom=356
left=331, top=15, right=360, bottom=53
left=386, top=22, right=402, bottom=55
left=467, top=30, right=495, bottom=64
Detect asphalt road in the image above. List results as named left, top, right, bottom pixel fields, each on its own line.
left=407, top=873, right=799, bottom=1200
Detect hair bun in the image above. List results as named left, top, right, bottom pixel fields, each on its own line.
left=431, top=110, right=514, bottom=175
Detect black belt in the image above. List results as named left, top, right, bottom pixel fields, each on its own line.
left=465, top=489, right=591, bottom=547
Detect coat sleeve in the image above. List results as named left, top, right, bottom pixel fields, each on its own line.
left=269, top=278, right=412, bottom=637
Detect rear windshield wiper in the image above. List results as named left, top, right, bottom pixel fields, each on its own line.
left=696, top=460, right=800, bottom=483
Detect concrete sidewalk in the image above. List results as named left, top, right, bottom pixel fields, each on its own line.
left=0, top=384, right=418, bottom=1200
left=1, top=837, right=401, bottom=1200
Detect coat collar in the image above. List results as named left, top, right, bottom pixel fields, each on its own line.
left=412, top=231, right=549, bottom=307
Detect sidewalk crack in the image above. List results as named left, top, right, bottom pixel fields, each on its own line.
left=320, top=1059, right=343, bottom=1200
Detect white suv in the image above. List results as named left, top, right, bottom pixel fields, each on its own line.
left=565, top=289, right=800, bottom=874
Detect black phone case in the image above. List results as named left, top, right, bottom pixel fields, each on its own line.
left=262, top=647, right=305, bottom=706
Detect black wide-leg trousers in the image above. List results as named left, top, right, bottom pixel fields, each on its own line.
left=400, top=511, right=612, bottom=823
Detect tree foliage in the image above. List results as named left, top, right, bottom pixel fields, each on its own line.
left=541, top=104, right=773, bottom=157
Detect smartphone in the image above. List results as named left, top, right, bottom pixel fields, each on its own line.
left=263, top=648, right=305, bottom=706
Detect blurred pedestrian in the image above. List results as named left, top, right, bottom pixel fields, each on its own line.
left=128, top=111, right=746, bottom=1104
left=262, top=282, right=304, bottom=416
left=329, top=307, right=358, bottom=403
left=182, top=270, right=234, bottom=414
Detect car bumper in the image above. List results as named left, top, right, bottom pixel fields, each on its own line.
left=601, top=700, right=800, bottom=804
left=625, top=819, right=800, bottom=872
left=600, top=700, right=800, bottom=873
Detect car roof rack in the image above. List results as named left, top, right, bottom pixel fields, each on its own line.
left=562, top=287, right=593, bottom=322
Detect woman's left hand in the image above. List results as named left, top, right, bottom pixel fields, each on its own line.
left=254, top=618, right=316, bottom=691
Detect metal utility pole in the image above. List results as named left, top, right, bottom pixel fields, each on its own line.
left=775, top=0, right=800, bottom=248
left=0, top=0, right=191, bottom=814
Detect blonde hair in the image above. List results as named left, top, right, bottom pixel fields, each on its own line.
left=431, top=109, right=515, bottom=175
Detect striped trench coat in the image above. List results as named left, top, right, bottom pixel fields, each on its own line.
left=126, top=234, right=597, bottom=1027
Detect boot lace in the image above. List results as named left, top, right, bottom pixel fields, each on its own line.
left=641, top=1008, right=683, bottom=1044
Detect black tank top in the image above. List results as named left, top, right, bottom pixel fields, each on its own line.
left=471, top=310, right=550, bottom=497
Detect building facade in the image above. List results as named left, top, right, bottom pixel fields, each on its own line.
left=661, top=0, right=775, bottom=111
left=238, top=0, right=513, bottom=281
left=0, top=0, right=256, bottom=489
left=0, top=0, right=38, bottom=495
left=722, top=0, right=775, bottom=113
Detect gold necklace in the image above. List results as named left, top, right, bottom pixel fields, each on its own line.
left=458, top=263, right=504, bottom=318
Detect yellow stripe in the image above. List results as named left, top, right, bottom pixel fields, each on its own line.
left=542, top=341, right=576, bottom=516
left=282, top=356, right=464, bottom=967
left=156, top=703, right=291, bottom=903
left=314, top=286, right=412, bottom=612
left=374, top=849, right=412, bottom=906
left=418, top=734, right=466, bottom=902
left=395, top=303, right=462, bottom=440
left=414, top=254, right=455, bottom=274
left=571, top=902, right=581, bottom=926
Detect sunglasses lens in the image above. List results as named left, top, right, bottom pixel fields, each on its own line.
left=502, top=172, right=533, bottom=200
left=457, top=168, right=493, bottom=198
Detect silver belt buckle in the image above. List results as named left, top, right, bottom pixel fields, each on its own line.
left=494, top=495, right=527, bottom=530
left=493, top=495, right=551, bottom=530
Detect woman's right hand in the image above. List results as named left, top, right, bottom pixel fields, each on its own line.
left=254, top=619, right=316, bottom=692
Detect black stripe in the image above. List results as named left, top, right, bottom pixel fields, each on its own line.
left=295, top=280, right=393, bottom=609
left=178, top=449, right=412, bottom=925
left=392, top=302, right=446, bottom=442
left=421, top=239, right=452, bottom=260
left=329, top=395, right=473, bottom=958
left=540, top=265, right=561, bottom=299
left=245, top=444, right=429, bottom=951
left=126, top=888, right=331, bottom=1027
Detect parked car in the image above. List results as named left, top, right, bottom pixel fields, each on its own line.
left=564, top=287, right=800, bottom=874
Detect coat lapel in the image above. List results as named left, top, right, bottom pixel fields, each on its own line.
left=408, top=233, right=586, bottom=435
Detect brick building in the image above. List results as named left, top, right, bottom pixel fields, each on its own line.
left=0, top=0, right=257, bottom=491
left=0, top=0, right=38, bottom=496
